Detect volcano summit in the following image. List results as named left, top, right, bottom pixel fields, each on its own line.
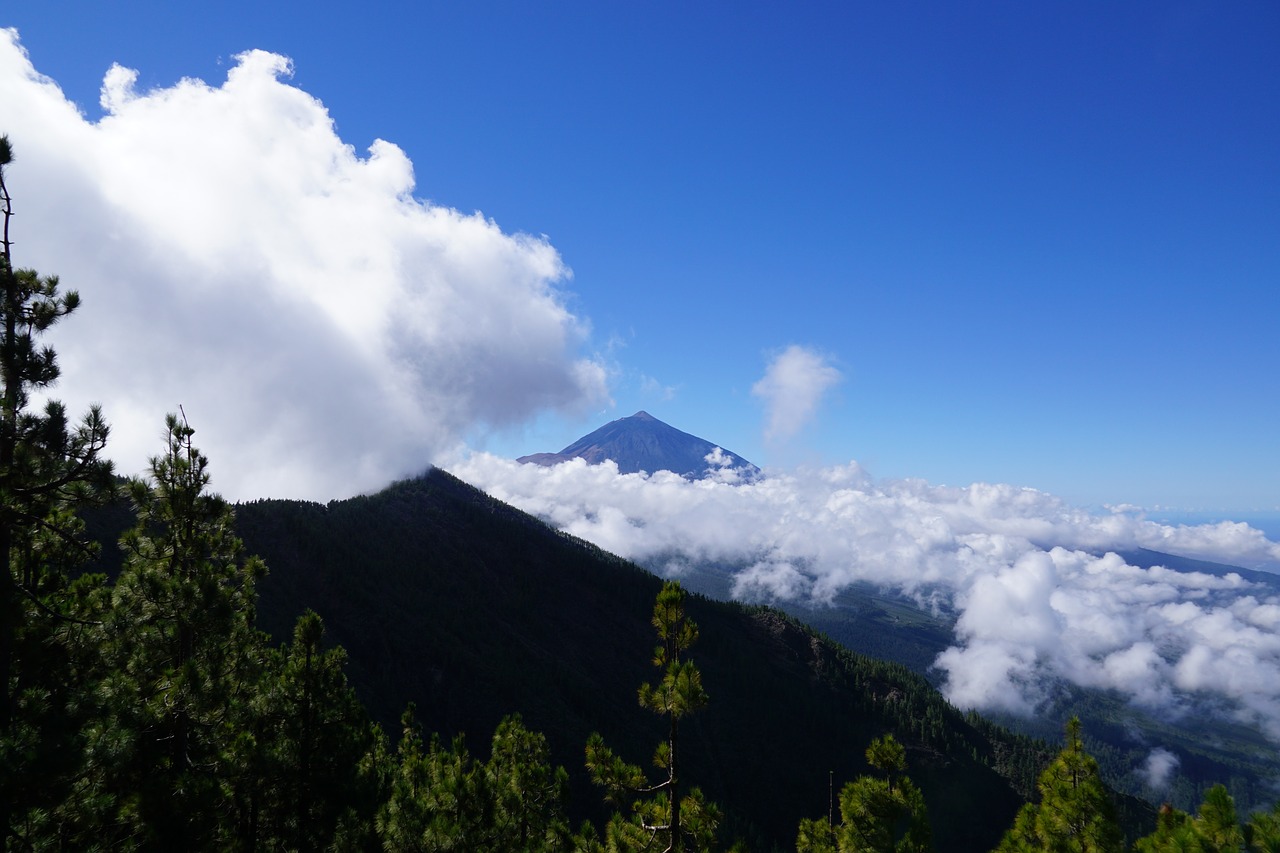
left=517, top=411, right=759, bottom=482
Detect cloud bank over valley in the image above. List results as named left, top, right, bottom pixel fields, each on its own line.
left=0, top=31, right=607, bottom=500
left=452, top=450, right=1280, bottom=745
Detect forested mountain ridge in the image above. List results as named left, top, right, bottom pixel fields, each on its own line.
left=227, top=467, right=1151, bottom=850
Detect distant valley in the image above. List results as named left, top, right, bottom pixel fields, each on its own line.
left=507, top=411, right=1280, bottom=815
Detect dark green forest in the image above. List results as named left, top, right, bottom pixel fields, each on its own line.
left=4, top=135, right=1280, bottom=851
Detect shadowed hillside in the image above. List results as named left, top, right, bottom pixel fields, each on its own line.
left=227, top=468, right=1152, bottom=851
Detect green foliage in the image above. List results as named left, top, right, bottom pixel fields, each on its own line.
left=0, top=133, right=115, bottom=849
left=2, top=413, right=385, bottom=850
left=797, top=816, right=839, bottom=853
left=80, top=415, right=266, bottom=847
left=797, top=735, right=931, bottom=853
left=1246, top=801, right=1280, bottom=852
left=379, top=704, right=574, bottom=852
left=1197, top=785, right=1245, bottom=852
left=1134, top=804, right=1207, bottom=853
left=586, top=581, right=720, bottom=852
left=866, top=735, right=908, bottom=787
left=1132, top=784, right=1274, bottom=853
left=488, top=714, right=573, bottom=851
left=379, top=704, right=492, bottom=851
left=835, top=775, right=931, bottom=853
left=994, top=718, right=1124, bottom=853
left=230, top=608, right=384, bottom=849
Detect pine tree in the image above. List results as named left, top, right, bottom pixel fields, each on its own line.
left=796, top=734, right=931, bottom=853
left=378, top=703, right=497, bottom=851
left=1134, top=785, right=1248, bottom=853
left=1133, top=803, right=1203, bottom=853
left=995, top=718, right=1123, bottom=853
left=1246, top=801, right=1280, bottom=852
left=378, top=705, right=577, bottom=852
left=230, top=609, right=384, bottom=850
left=487, top=714, right=572, bottom=852
left=796, top=816, right=839, bottom=853
left=0, top=133, right=115, bottom=847
left=1196, top=785, right=1244, bottom=852
left=84, top=414, right=265, bottom=848
left=585, top=580, right=720, bottom=853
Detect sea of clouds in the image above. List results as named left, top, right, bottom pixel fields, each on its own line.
left=451, top=450, right=1280, bottom=747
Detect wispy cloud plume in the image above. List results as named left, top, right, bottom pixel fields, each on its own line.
left=0, top=31, right=607, bottom=500
left=1139, top=748, right=1180, bottom=792
left=451, top=450, right=1280, bottom=744
left=752, top=345, right=841, bottom=442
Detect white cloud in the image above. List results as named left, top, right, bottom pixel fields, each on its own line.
left=450, top=449, right=1280, bottom=744
left=731, top=559, right=811, bottom=603
left=1139, top=747, right=1180, bottom=792
left=752, top=344, right=841, bottom=442
left=0, top=30, right=607, bottom=500
left=639, top=374, right=677, bottom=402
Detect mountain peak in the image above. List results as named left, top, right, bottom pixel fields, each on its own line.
left=518, top=412, right=759, bottom=481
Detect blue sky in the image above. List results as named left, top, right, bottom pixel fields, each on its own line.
left=3, top=2, right=1278, bottom=511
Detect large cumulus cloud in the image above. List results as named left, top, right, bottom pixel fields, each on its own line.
left=0, top=31, right=607, bottom=499
left=451, top=450, right=1280, bottom=741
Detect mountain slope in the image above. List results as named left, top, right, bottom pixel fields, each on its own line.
left=507, top=407, right=1280, bottom=814
left=667, top=552, right=1280, bottom=815
left=518, top=410, right=759, bottom=480
left=230, top=469, right=1093, bottom=851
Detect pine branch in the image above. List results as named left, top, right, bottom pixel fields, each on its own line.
left=10, top=577, right=102, bottom=626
